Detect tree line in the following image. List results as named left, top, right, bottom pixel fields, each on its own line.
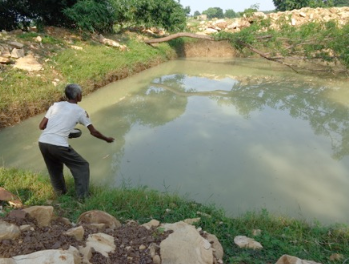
left=194, top=0, right=349, bottom=19
left=0, top=0, right=188, bottom=33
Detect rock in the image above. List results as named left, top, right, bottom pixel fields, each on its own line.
left=234, top=235, right=263, bottom=250
left=64, top=226, right=84, bottom=241
left=8, top=41, right=24, bottom=49
left=0, top=220, right=20, bottom=241
left=0, top=57, right=11, bottom=64
left=13, top=54, right=42, bottom=71
left=12, top=246, right=80, bottom=264
left=153, top=255, right=161, bottom=264
left=10, top=48, right=25, bottom=58
left=206, top=233, right=224, bottom=261
left=275, top=254, right=322, bottom=264
left=329, top=253, right=343, bottom=261
left=85, top=233, right=116, bottom=257
left=141, top=219, right=160, bottom=229
left=77, top=210, right=121, bottom=229
left=183, top=217, right=201, bottom=225
left=22, top=206, right=54, bottom=227
left=0, top=188, right=19, bottom=201
left=252, top=229, right=262, bottom=236
left=0, top=259, right=16, bottom=264
left=160, top=221, right=213, bottom=264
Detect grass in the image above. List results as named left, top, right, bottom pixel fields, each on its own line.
left=1, top=167, right=348, bottom=263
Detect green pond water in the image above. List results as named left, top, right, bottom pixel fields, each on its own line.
left=1, top=58, right=349, bottom=225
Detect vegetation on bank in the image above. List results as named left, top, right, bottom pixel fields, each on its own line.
left=1, top=167, right=349, bottom=263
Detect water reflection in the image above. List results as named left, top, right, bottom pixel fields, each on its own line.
left=1, top=58, right=349, bottom=225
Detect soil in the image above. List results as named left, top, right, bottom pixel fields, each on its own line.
left=0, top=210, right=172, bottom=263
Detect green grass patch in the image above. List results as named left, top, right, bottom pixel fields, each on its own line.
left=1, top=167, right=349, bottom=263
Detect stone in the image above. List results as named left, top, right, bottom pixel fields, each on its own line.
left=64, top=226, right=84, bottom=241
left=329, top=253, right=343, bottom=261
left=0, top=259, right=16, bottom=264
left=13, top=54, right=42, bottom=71
left=23, top=206, right=54, bottom=227
left=0, top=220, right=20, bottom=241
left=234, top=235, right=263, bottom=250
left=183, top=217, right=201, bottom=225
left=11, top=246, right=80, bottom=264
left=160, top=221, right=213, bottom=264
left=252, top=229, right=262, bottom=236
left=8, top=41, right=24, bottom=49
left=10, top=48, right=25, bottom=58
left=77, top=210, right=121, bottom=229
left=85, top=233, right=116, bottom=257
left=0, top=188, right=19, bottom=201
left=275, top=254, right=321, bottom=264
left=0, top=57, right=11, bottom=64
left=206, top=233, right=224, bottom=261
left=153, top=255, right=161, bottom=264
left=142, top=219, right=160, bottom=229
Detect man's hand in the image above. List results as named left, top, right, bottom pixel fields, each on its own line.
left=105, top=137, right=115, bottom=143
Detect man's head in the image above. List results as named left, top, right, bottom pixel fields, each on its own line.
left=65, top=84, right=82, bottom=101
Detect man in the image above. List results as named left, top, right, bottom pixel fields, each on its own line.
left=38, top=83, right=114, bottom=199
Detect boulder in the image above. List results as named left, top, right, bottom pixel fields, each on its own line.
left=0, top=220, right=20, bottom=241
left=85, top=233, right=116, bottom=257
left=64, top=226, right=84, bottom=241
left=22, top=206, right=54, bottom=227
left=77, top=210, right=121, bottom=229
left=160, top=221, right=213, bottom=264
left=12, top=247, right=80, bottom=264
left=13, top=54, right=42, bottom=71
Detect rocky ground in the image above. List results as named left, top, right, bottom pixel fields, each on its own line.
left=0, top=210, right=173, bottom=264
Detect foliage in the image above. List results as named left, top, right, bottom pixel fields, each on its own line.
left=193, top=10, right=201, bottom=17
left=0, top=0, right=35, bottom=30
left=273, top=0, right=334, bottom=11
left=183, top=6, right=191, bottom=16
left=1, top=167, right=349, bottom=263
left=63, top=0, right=116, bottom=33
left=130, top=0, right=187, bottom=32
left=202, top=7, right=224, bottom=19
left=224, top=9, right=238, bottom=18
left=240, top=4, right=260, bottom=17
left=334, top=0, right=349, bottom=6
left=0, top=0, right=187, bottom=33
left=214, top=17, right=349, bottom=73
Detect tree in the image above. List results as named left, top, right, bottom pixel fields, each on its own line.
left=183, top=6, right=191, bottom=16
left=64, top=0, right=116, bottom=33
left=334, top=0, right=349, bottom=6
left=130, top=0, right=186, bottom=32
left=202, top=7, right=224, bottom=19
left=273, top=0, right=333, bottom=11
left=225, top=9, right=238, bottom=18
left=194, top=10, right=201, bottom=17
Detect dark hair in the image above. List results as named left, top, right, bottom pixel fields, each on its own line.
left=65, top=84, right=82, bottom=100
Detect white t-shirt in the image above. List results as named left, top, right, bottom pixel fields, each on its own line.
left=39, top=101, right=92, bottom=147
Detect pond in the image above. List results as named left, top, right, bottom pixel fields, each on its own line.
left=1, top=58, right=349, bottom=225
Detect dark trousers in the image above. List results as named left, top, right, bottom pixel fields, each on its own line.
left=39, top=142, right=90, bottom=198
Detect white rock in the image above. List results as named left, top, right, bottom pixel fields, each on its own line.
left=275, top=254, right=322, bottom=264
left=86, top=233, right=115, bottom=257
left=234, top=235, right=263, bottom=250
left=160, top=221, right=213, bottom=264
left=12, top=246, right=80, bottom=264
